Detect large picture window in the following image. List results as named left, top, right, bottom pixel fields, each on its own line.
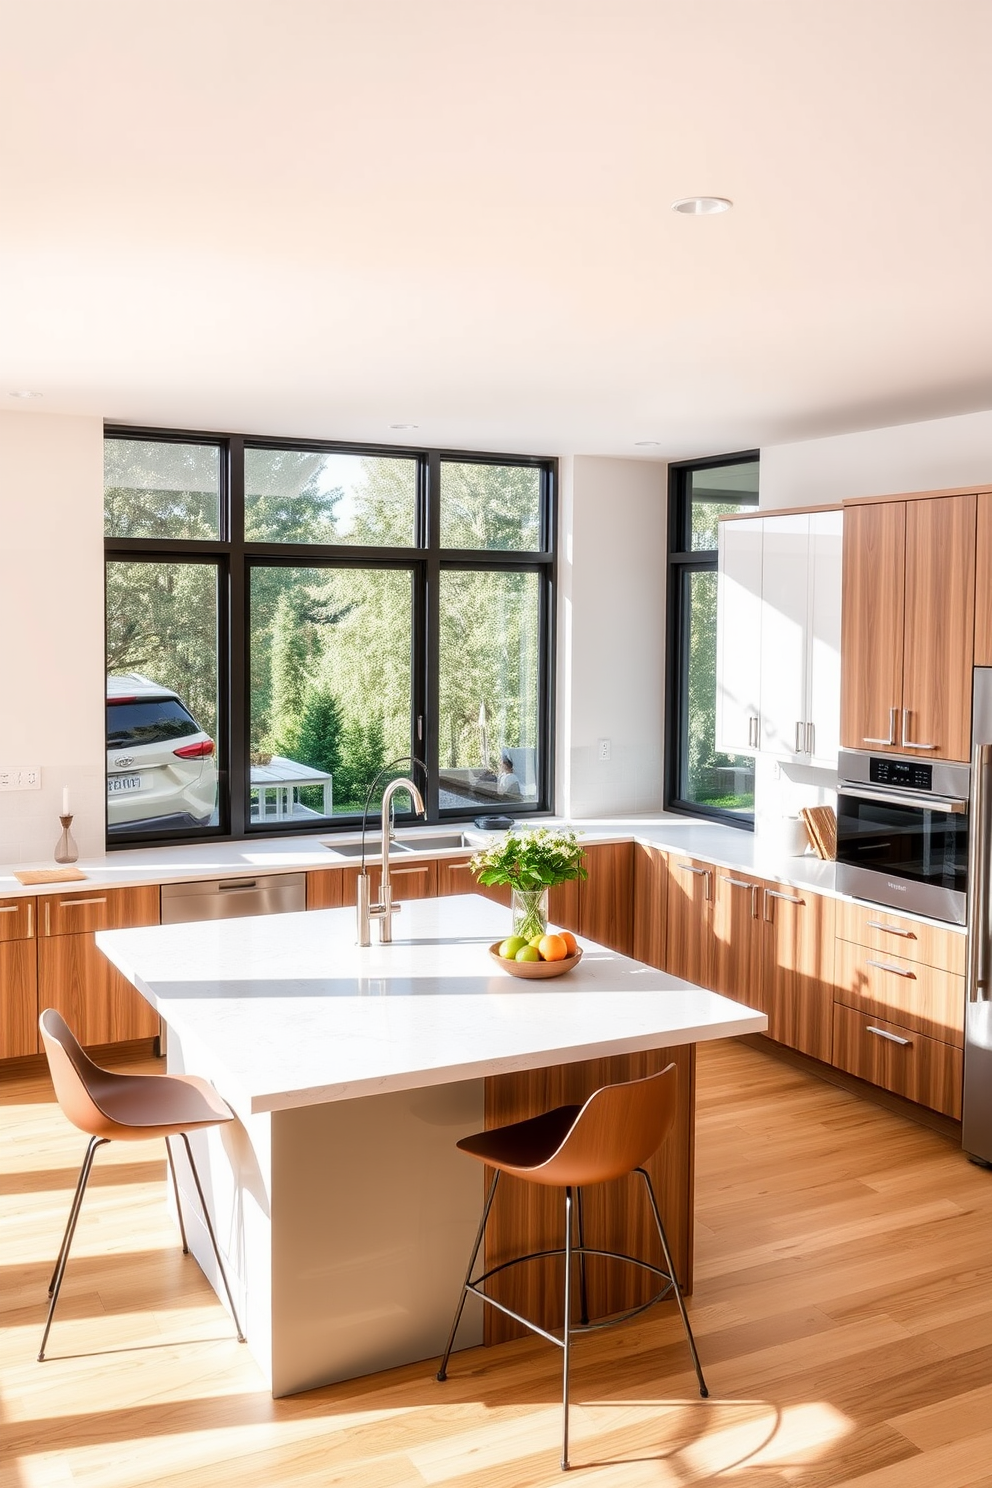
left=104, top=431, right=556, bottom=845
left=666, top=453, right=759, bottom=826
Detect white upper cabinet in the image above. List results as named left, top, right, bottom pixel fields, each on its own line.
left=717, top=509, right=842, bottom=765
left=716, top=517, right=763, bottom=755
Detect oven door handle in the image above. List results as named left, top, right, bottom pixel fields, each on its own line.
left=838, top=783, right=969, bottom=815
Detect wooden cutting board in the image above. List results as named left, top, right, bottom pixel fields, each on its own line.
left=800, top=806, right=837, bottom=861
left=13, top=867, right=88, bottom=886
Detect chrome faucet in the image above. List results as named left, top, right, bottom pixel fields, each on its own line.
left=356, top=776, right=426, bottom=945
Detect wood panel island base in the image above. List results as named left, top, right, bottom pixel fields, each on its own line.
left=96, top=895, right=765, bottom=1397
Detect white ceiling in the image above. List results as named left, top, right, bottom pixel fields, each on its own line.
left=2, top=0, right=991, bottom=460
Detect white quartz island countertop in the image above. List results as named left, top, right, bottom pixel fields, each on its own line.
left=97, top=893, right=767, bottom=1119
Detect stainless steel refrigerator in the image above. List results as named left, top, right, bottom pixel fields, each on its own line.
left=964, top=667, right=992, bottom=1166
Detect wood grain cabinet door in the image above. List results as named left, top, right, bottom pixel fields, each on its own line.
left=975, top=492, right=992, bottom=665
left=38, top=886, right=160, bottom=1047
left=759, top=885, right=834, bottom=1062
left=577, top=842, right=633, bottom=954
left=0, top=896, right=38, bottom=1058
left=711, top=872, right=763, bottom=1006
left=666, top=857, right=716, bottom=988
left=901, top=493, right=976, bottom=761
left=632, top=844, right=667, bottom=969
left=840, top=501, right=906, bottom=753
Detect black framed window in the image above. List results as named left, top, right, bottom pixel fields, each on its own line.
left=665, top=452, right=759, bottom=827
left=104, top=429, right=556, bottom=846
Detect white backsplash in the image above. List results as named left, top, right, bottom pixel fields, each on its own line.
left=753, top=753, right=837, bottom=855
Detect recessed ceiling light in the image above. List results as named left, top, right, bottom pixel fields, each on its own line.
left=8, top=389, right=42, bottom=399
left=671, top=197, right=733, bottom=215
left=634, top=440, right=662, bottom=447
left=389, top=423, right=419, bottom=431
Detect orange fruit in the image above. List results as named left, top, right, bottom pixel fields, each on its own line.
left=559, top=931, right=578, bottom=956
left=537, top=933, right=568, bottom=962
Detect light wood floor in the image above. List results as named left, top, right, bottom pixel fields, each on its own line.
left=3, top=1039, right=992, bottom=1488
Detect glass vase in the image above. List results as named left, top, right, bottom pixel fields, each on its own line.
left=511, top=887, right=549, bottom=943
left=54, top=814, right=78, bottom=865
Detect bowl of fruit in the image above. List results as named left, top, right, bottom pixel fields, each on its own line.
left=489, top=931, right=583, bottom=979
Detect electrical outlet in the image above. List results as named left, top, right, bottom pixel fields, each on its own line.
left=597, top=738, right=612, bottom=762
left=0, top=767, right=42, bottom=791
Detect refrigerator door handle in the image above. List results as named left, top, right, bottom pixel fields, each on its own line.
left=966, top=741, right=992, bottom=1004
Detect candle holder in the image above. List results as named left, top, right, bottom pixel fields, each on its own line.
left=54, top=814, right=78, bottom=865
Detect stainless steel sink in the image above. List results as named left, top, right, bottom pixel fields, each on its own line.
left=322, top=838, right=412, bottom=858
left=400, top=832, right=475, bottom=851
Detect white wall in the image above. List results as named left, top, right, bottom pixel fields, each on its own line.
left=760, top=407, right=992, bottom=509
left=559, top=455, right=667, bottom=818
left=0, top=411, right=106, bottom=862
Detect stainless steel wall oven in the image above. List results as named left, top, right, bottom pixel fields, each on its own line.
left=835, top=749, right=970, bottom=926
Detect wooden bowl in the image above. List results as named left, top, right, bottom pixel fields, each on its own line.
left=489, top=943, right=583, bottom=979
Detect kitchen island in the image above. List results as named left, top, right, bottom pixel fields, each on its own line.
left=97, top=894, right=766, bottom=1395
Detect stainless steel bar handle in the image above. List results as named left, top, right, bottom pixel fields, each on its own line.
left=0, top=905, right=19, bottom=913
left=967, top=741, right=992, bottom=1003
left=58, top=896, right=108, bottom=907
left=762, top=887, right=804, bottom=922
left=839, top=783, right=968, bottom=814
left=866, top=958, right=917, bottom=979
left=219, top=880, right=257, bottom=891
left=795, top=721, right=804, bottom=755
left=901, top=709, right=937, bottom=750
left=863, top=706, right=897, bottom=746
left=805, top=721, right=815, bottom=756
left=866, top=921, right=914, bottom=937
left=747, top=715, right=759, bottom=749
left=677, top=863, right=712, bottom=901
left=866, top=1026, right=912, bottom=1047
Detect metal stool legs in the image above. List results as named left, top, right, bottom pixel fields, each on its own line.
left=436, top=1170, right=500, bottom=1381
left=437, top=1169, right=708, bottom=1471
left=39, top=1132, right=245, bottom=1360
left=637, top=1167, right=708, bottom=1399
left=39, top=1135, right=107, bottom=1360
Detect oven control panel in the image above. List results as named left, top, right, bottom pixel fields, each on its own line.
left=869, top=757, right=934, bottom=791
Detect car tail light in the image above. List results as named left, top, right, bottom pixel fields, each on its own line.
left=173, top=739, right=215, bottom=759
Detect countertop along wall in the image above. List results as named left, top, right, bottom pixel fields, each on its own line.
left=0, top=411, right=106, bottom=862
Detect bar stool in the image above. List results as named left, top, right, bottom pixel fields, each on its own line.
left=436, top=1063, right=708, bottom=1471
left=37, top=1008, right=245, bottom=1361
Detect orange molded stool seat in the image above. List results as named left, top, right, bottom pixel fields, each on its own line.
left=37, top=1008, right=245, bottom=1361
left=435, top=1063, right=708, bottom=1470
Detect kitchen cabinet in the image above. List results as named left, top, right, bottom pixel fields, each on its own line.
left=716, top=516, right=763, bottom=754
left=757, top=510, right=843, bottom=764
left=974, top=491, right=992, bottom=665
left=0, top=896, right=38, bottom=1058
left=577, top=841, right=633, bottom=954
left=711, top=869, right=763, bottom=1006
left=717, top=510, right=842, bottom=764
left=632, top=844, right=667, bottom=968
left=666, top=856, right=716, bottom=989
left=841, top=494, right=976, bottom=761
left=832, top=1003, right=962, bottom=1119
left=760, top=884, right=834, bottom=1062
left=39, top=885, right=160, bottom=1047
left=307, top=861, right=438, bottom=910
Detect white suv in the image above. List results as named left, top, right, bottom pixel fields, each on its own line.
left=106, top=675, right=218, bottom=834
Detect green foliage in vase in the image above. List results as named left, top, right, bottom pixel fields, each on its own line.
left=470, top=828, right=587, bottom=891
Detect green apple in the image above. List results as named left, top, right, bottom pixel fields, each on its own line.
left=515, top=945, right=541, bottom=962
left=499, top=935, right=529, bottom=959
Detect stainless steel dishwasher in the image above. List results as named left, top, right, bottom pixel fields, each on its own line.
left=160, top=873, right=307, bottom=925
left=157, top=874, right=307, bottom=1054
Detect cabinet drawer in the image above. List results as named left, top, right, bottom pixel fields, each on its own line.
left=832, top=1003, right=962, bottom=1118
left=835, top=899, right=966, bottom=975
left=0, top=896, right=36, bottom=943
left=834, top=938, right=964, bottom=1048
left=41, top=885, right=160, bottom=938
